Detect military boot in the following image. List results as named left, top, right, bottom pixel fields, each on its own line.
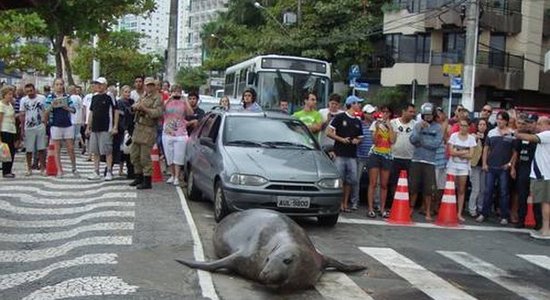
left=137, top=176, right=152, bottom=190
left=129, top=174, right=143, bottom=187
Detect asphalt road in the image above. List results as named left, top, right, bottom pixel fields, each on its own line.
left=1, top=152, right=549, bottom=299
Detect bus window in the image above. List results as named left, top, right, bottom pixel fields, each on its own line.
left=237, top=69, right=247, bottom=96
left=225, top=73, right=235, bottom=98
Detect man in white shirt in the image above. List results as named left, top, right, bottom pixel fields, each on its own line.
left=319, top=94, right=344, bottom=155
left=516, top=116, right=550, bottom=239
left=19, top=83, right=47, bottom=176
left=68, top=85, right=83, bottom=150
left=130, top=75, right=145, bottom=103
left=388, top=103, right=416, bottom=206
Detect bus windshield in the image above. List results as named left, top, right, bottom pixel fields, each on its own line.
left=256, top=71, right=329, bottom=113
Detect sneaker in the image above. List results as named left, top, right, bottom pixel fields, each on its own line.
left=475, top=215, right=485, bottom=223
left=105, top=171, right=113, bottom=181
left=25, top=170, right=32, bottom=176
left=367, top=211, right=376, bottom=218
left=72, top=169, right=79, bottom=177
left=351, top=205, right=358, bottom=211
left=382, top=211, right=390, bottom=218
left=166, top=176, right=174, bottom=184
left=172, top=178, right=180, bottom=186
left=88, top=172, right=101, bottom=180
left=500, top=218, right=508, bottom=225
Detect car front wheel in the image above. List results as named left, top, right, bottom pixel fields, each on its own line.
left=317, top=214, right=339, bottom=227
left=186, top=168, right=202, bottom=201
left=214, top=182, right=229, bottom=222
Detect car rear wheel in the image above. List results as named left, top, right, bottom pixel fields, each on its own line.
left=186, top=168, right=202, bottom=201
left=317, top=214, right=339, bottom=227
left=214, top=182, right=229, bottom=222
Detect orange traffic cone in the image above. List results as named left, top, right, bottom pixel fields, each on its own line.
left=435, top=173, right=459, bottom=227
left=388, top=170, right=413, bottom=225
left=151, top=144, right=163, bottom=183
left=524, top=192, right=536, bottom=228
left=46, top=141, right=57, bottom=176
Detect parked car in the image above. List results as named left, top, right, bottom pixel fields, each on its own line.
left=184, top=110, right=343, bottom=226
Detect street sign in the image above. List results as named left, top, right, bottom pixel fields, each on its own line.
left=354, top=81, right=369, bottom=92
left=443, top=64, right=463, bottom=77
left=349, top=64, right=361, bottom=79
left=451, top=77, right=463, bottom=93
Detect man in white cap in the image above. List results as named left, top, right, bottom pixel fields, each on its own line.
left=86, top=77, right=119, bottom=181
left=350, top=103, right=376, bottom=210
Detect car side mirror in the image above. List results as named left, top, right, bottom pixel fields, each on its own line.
left=199, top=136, right=215, bottom=148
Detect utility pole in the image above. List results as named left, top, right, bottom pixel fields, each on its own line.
left=92, top=35, right=100, bottom=80
left=165, top=0, right=178, bottom=84
left=461, top=0, right=480, bottom=112
left=297, top=0, right=302, bottom=25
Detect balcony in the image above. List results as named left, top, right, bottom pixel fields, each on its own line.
left=480, top=0, right=522, bottom=34
left=476, top=50, right=524, bottom=90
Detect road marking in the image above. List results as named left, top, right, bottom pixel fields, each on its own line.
left=9, top=177, right=131, bottom=183
left=0, top=222, right=134, bottom=243
left=176, top=187, right=219, bottom=300
left=517, top=255, right=550, bottom=271
left=0, top=200, right=134, bottom=215
left=340, top=217, right=531, bottom=234
left=360, top=247, right=475, bottom=300
left=316, top=272, right=374, bottom=300
left=0, top=180, right=131, bottom=190
left=21, top=276, right=138, bottom=300
left=0, top=254, right=118, bottom=290
left=438, top=251, right=550, bottom=300
left=0, top=192, right=136, bottom=205
left=0, top=236, right=132, bottom=262
left=0, top=185, right=132, bottom=196
left=0, top=211, right=135, bottom=228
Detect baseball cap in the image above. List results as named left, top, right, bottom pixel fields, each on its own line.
left=93, top=77, right=107, bottom=85
left=362, top=104, right=376, bottom=114
left=345, top=95, right=364, bottom=105
left=519, top=112, right=539, bottom=123
left=144, top=77, right=156, bottom=86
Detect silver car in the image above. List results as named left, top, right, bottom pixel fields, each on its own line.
left=184, top=110, right=343, bottom=226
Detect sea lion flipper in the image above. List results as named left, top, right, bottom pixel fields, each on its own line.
left=321, top=255, right=367, bottom=273
left=176, top=252, right=241, bottom=272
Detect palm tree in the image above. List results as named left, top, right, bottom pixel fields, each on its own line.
left=165, top=0, right=178, bottom=84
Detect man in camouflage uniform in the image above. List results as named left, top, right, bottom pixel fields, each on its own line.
left=129, top=77, right=163, bottom=189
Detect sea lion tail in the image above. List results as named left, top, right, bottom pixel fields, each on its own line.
left=176, top=252, right=240, bottom=272
left=321, top=255, right=367, bottom=273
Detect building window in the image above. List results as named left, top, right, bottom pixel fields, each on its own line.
left=386, top=34, right=431, bottom=64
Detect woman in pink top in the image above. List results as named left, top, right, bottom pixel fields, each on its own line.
left=162, top=85, right=193, bottom=186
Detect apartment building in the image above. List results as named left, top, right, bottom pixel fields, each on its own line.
left=381, top=0, right=550, bottom=110
left=179, top=0, right=228, bottom=68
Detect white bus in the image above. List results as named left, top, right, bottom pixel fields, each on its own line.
left=223, top=55, right=332, bottom=112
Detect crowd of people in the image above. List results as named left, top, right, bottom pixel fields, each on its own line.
left=1, top=78, right=549, bottom=239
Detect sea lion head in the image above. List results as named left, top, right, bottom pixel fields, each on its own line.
left=258, top=244, right=321, bottom=290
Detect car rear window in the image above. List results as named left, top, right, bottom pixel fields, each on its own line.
left=223, top=116, right=319, bottom=150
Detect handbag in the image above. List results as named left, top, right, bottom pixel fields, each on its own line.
left=1, top=143, right=11, bottom=162
left=121, top=131, right=132, bottom=154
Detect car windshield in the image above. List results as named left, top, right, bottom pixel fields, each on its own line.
left=223, top=116, right=319, bottom=150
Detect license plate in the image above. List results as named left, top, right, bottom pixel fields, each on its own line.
left=276, top=196, right=310, bottom=208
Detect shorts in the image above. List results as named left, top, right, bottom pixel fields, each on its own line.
left=530, top=179, right=550, bottom=204
left=409, top=161, right=437, bottom=196
left=162, top=134, right=187, bottom=165
left=447, top=167, right=469, bottom=177
left=73, top=124, right=82, bottom=140
left=435, top=167, right=447, bottom=190
left=51, top=126, right=74, bottom=140
left=367, top=153, right=392, bottom=170
left=24, top=126, right=47, bottom=152
left=89, top=131, right=113, bottom=155
left=334, top=156, right=358, bottom=186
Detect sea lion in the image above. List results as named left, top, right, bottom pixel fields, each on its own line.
left=176, top=209, right=366, bottom=291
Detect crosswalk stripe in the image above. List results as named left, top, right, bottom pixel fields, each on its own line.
left=0, top=180, right=131, bottom=190
left=0, top=222, right=134, bottom=243
left=8, top=177, right=130, bottom=183
left=21, top=276, right=138, bottom=300
left=0, top=185, right=132, bottom=196
left=0, top=236, right=132, bottom=263
left=0, top=211, right=135, bottom=228
left=438, top=251, right=550, bottom=300
left=0, top=254, right=118, bottom=290
left=359, top=247, right=476, bottom=300
left=316, top=272, right=374, bottom=300
left=517, top=255, right=550, bottom=271
left=0, top=192, right=136, bottom=205
left=0, top=200, right=134, bottom=215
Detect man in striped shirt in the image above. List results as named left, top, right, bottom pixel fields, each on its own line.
left=350, top=104, right=375, bottom=210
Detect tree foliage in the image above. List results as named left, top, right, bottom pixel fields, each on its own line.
left=202, top=0, right=386, bottom=80
left=72, top=31, right=164, bottom=86
left=176, top=67, right=208, bottom=92
left=15, top=0, right=156, bottom=84
left=0, top=11, right=53, bottom=75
